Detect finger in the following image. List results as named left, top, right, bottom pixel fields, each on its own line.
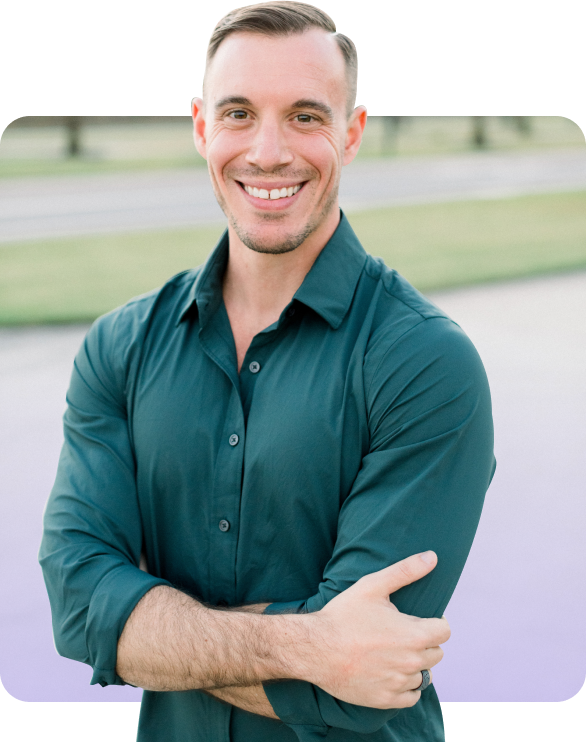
left=406, top=668, right=433, bottom=692
left=363, top=552, right=438, bottom=596
left=420, top=617, right=451, bottom=647
left=421, top=645, right=444, bottom=669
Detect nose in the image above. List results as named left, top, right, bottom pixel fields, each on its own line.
left=245, top=117, right=294, bottom=172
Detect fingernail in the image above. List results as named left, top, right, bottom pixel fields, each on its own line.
left=420, top=551, right=436, bottom=565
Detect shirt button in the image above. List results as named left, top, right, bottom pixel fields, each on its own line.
left=249, top=361, right=261, bottom=374
left=219, top=519, right=230, bottom=532
left=228, top=433, right=239, bottom=446
left=286, top=306, right=296, bottom=317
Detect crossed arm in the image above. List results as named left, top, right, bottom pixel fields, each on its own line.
left=203, top=603, right=277, bottom=718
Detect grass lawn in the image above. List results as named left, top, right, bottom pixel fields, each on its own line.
left=1, top=190, right=586, bottom=325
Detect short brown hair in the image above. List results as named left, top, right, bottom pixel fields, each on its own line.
left=206, top=1, right=357, bottom=115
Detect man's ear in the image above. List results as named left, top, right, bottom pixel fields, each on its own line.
left=343, top=106, right=367, bottom=166
left=192, top=97, right=207, bottom=160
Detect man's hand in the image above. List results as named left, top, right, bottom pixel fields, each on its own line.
left=116, top=551, right=449, bottom=713
left=307, top=551, right=449, bottom=709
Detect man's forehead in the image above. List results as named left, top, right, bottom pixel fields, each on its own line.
left=204, top=29, right=347, bottom=108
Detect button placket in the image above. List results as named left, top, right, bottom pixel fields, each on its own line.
left=209, top=386, right=243, bottom=603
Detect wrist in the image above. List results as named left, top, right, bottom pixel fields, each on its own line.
left=266, top=613, right=327, bottom=685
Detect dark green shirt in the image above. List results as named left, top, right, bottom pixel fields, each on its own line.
left=39, top=212, right=495, bottom=742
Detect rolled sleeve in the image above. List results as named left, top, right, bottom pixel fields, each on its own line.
left=39, top=309, right=172, bottom=687
left=264, top=317, right=496, bottom=737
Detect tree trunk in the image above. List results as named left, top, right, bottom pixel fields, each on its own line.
left=514, top=116, right=532, bottom=136
left=65, top=117, right=82, bottom=157
left=471, top=116, right=488, bottom=148
left=381, top=116, right=402, bottom=155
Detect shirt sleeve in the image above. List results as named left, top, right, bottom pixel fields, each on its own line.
left=262, top=316, right=496, bottom=737
left=38, top=309, right=172, bottom=688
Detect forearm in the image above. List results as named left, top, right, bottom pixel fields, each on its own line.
left=204, top=684, right=279, bottom=719
left=116, top=586, right=313, bottom=692
left=203, top=601, right=278, bottom=718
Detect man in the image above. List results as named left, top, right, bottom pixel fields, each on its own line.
left=39, top=3, right=495, bottom=741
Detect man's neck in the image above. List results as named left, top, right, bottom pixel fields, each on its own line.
left=222, top=208, right=340, bottom=371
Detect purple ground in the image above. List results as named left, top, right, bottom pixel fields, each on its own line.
left=1, top=271, right=585, bottom=702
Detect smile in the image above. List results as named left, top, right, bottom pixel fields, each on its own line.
left=240, top=183, right=303, bottom=200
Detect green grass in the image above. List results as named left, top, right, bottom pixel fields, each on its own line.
left=1, top=116, right=583, bottom=179
left=0, top=156, right=207, bottom=179
left=1, top=190, right=586, bottom=325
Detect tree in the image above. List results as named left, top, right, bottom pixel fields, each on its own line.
left=65, top=116, right=82, bottom=157
left=514, top=116, right=532, bottom=136
left=381, top=116, right=404, bottom=155
left=471, top=116, right=488, bottom=149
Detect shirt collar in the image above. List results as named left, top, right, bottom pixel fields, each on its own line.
left=293, top=211, right=367, bottom=329
left=177, top=210, right=367, bottom=330
left=177, top=229, right=230, bottom=327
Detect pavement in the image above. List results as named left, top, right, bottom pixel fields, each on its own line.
left=0, top=270, right=585, bottom=703
left=1, top=146, right=586, bottom=243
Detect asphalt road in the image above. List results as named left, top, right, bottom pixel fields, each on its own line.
left=1, top=270, right=585, bottom=703
left=1, top=147, right=586, bottom=243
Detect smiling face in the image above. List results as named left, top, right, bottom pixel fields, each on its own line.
left=193, top=29, right=366, bottom=255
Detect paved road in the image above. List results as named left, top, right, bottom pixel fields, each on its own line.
left=1, top=147, right=585, bottom=243
left=1, top=270, right=585, bottom=703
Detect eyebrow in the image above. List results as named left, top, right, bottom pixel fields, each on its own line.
left=214, top=95, right=334, bottom=119
left=214, top=95, right=252, bottom=111
left=291, top=99, right=334, bottom=119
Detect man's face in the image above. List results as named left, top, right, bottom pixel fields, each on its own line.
left=193, top=29, right=366, bottom=254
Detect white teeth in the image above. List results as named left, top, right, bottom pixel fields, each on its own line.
left=244, top=183, right=302, bottom=200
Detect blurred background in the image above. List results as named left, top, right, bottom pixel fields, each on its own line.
left=1, top=117, right=585, bottom=705
left=1, top=115, right=585, bottom=323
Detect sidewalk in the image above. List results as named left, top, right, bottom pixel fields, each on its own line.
left=1, top=147, right=585, bottom=243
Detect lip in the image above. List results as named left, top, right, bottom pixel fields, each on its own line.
left=239, top=180, right=304, bottom=190
left=236, top=180, right=306, bottom=210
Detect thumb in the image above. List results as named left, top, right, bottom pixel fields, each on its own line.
left=365, top=551, right=438, bottom=596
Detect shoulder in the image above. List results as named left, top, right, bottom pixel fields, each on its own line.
left=78, top=268, right=201, bottom=389
left=360, top=255, right=488, bottom=400
left=87, top=267, right=200, bottom=347
left=362, top=253, right=449, bottom=329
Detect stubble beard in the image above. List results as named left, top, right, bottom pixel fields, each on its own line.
left=211, top=169, right=340, bottom=255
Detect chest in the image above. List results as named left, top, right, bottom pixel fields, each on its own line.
left=127, top=311, right=371, bottom=600
left=131, top=316, right=367, bottom=486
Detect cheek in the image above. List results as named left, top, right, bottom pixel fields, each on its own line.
left=206, top=129, right=246, bottom=173
left=299, top=133, right=343, bottom=177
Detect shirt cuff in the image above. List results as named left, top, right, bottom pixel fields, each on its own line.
left=86, top=564, right=172, bottom=687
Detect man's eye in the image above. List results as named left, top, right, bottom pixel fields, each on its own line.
left=295, top=114, right=315, bottom=124
left=228, top=110, right=248, bottom=120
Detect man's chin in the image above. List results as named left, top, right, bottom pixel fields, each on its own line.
left=231, top=221, right=316, bottom=256
left=226, top=188, right=339, bottom=255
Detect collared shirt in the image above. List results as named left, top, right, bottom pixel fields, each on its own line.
left=39, top=212, right=495, bottom=742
